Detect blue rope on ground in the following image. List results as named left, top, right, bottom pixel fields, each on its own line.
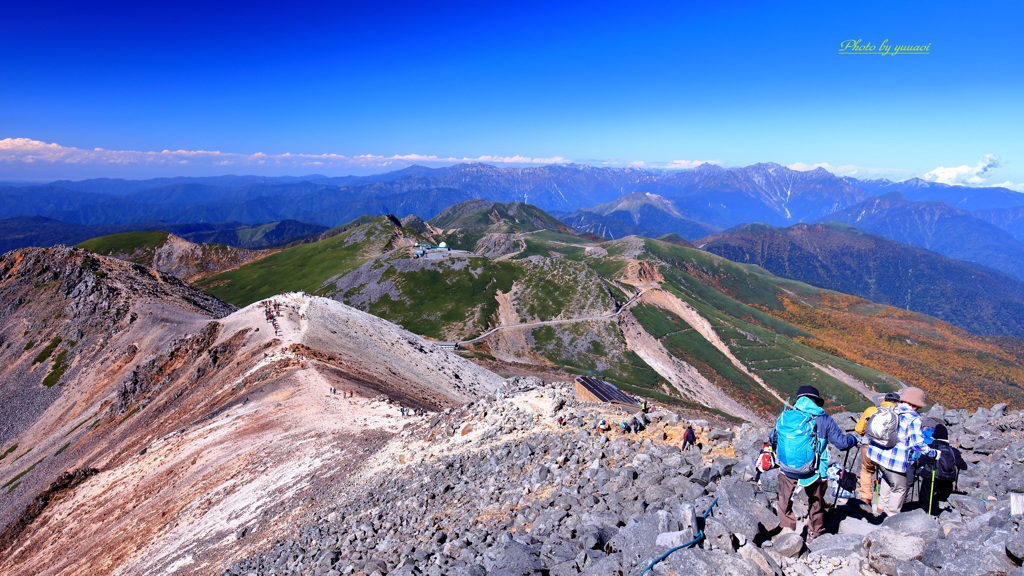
left=638, top=497, right=719, bottom=576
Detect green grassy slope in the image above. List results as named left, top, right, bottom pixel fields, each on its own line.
left=76, top=231, right=170, bottom=264
left=183, top=203, right=1024, bottom=413
left=197, top=217, right=411, bottom=306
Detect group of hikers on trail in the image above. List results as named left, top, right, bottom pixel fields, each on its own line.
left=764, top=385, right=967, bottom=543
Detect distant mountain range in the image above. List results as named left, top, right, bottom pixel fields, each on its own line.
left=561, top=192, right=720, bottom=240
left=823, top=193, right=1024, bottom=280
left=5, top=162, right=1021, bottom=229
left=0, top=216, right=326, bottom=253
left=4, top=161, right=1024, bottom=282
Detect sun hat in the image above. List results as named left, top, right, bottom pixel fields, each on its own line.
left=901, top=387, right=926, bottom=408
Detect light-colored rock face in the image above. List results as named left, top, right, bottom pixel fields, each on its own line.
left=0, top=285, right=502, bottom=576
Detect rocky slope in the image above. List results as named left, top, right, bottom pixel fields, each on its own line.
left=0, top=249, right=503, bottom=575
left=227, top=379, right=1024, bottom=576
left=4, top=247, right=1024, bottom=576
left=77, top=231, right=274, bottom=282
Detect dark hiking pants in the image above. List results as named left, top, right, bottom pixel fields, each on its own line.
left=777, top=473, right=827, bottom=538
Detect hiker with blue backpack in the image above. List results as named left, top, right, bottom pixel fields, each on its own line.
left=770, top=385, right=858, bottom=542
left=865, top=386, right=935, bottom=517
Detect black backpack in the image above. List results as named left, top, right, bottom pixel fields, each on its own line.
left=918, top=444, right=957, bottom=481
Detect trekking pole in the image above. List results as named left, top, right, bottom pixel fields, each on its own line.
left=928, top=469, right=936, bottom=515
left=873, top=468, right=880, bottom=512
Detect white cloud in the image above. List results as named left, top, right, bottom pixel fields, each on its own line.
left=0, top=138, right=570, bottom=174
left=662, top=159, right=721, bottom=170
left=993, top=181, right=1024, bottom=192
left=787, top=161, right=912, bottom=178
left=922, top=154, right=1001, bottom=186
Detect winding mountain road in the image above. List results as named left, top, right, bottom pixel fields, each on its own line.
left=458, top=290, right=646, bottom=345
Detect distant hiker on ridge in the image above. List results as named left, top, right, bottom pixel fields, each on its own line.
left=753, top=441, right=776, bottom=489
left=854, top=391, right=900, bottom=507
left=682, top=424, right=696, bottom=451
left=866, top=386, right=935, bottom=517
left=771, top=385, right=858, bottom=542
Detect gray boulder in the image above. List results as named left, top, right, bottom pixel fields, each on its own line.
left=833, top=412, right=858, bottom=432
left=655, top=529, right=695, bottom=548
left=922, top=538, right=1018, bottom=575
left=892, top=560, right=939, bottom=576
left=716, top=480, right=780, bottom=531
left=482, top=541, right=542, bottom=575
left=707, top=429, right=735, bottom=441
left=738, top=543, right=783, bottom=575
left=652, top=547, right=759, bottom=575
left=863, top=527, right=926, bottom=575
left=949, top=494, right=989, bottom=518
left=807, top=532, right=866, bottom=557
left=881, top=509, right=942, bottom=541
left=1006, top=530, right=1024, bottom=565
left=603, top=513, right=668, bottom=570
left=702, top=516, right=736, bottom=552
left=710, top=505, right=760, bottom=546
left=839, top=515, right=882, bottom=537
left=773, top=532, right=805, bottom=558
left=758, top=468, right=781, bottom=494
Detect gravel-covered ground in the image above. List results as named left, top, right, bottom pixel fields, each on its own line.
left=227, top=380, right=1024, bottom=575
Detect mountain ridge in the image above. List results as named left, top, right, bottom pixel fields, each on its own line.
left=0, top=249, right=502, bottom=573
left=697, top=222, right=1024, bottom=337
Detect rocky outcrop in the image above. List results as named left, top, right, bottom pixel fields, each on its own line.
left=228, top=382, right=1024, bottom=575
left=0, top=467, right=98, bottom=554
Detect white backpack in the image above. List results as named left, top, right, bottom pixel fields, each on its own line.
left=866, top=406, right=900, bottom=448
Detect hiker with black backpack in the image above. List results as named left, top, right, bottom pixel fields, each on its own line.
left=914, top=424, right=967, bottom=515
left=865, top=386, right=936, bottom=517
left=770, top=385, right=858, bottom=542
left=854, top=391, right=900, bottom=507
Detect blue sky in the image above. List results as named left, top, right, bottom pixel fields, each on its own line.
left=1, top=0, right=1022, bottom=187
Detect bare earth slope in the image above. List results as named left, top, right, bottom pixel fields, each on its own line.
left=0, top=249, right=502, bottom=576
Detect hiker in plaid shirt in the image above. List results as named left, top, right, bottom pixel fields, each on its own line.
left=866, top=387, right=936, bottom=516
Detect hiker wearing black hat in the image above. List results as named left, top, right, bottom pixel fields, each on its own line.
left=770, top=385, right=858, bottom=542
left=914, top=423, right=968, bottom=515
left=854, top=391, right=900, bottom=506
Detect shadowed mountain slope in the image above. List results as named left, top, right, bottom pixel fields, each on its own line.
left=824, top=194, right=1024, bottom=280
left=697, top=222, right=1024, bottom=338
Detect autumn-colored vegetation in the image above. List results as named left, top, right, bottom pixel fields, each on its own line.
left=774, top=292, right=1024, bottom=409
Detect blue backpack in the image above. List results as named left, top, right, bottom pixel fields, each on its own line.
left=775, top=409, right=820, bottom=479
